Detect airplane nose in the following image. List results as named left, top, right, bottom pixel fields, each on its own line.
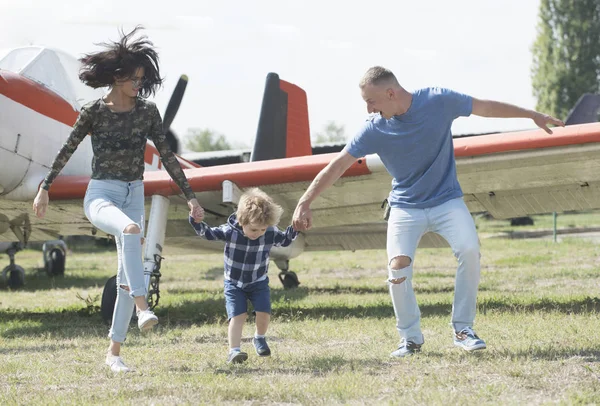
left=0, top=67, right=81, bottom=198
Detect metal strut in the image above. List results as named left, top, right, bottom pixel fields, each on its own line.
left=147, top=253, right=163, bottom=310
left=143, top=195, right=170, bottom=310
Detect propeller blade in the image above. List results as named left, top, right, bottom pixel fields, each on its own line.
left=166, top=128, right=180, bottom=155
left=163, top=74, right=188, bottom=132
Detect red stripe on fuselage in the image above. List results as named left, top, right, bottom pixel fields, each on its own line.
left=0, top=69, right=78, bottom=126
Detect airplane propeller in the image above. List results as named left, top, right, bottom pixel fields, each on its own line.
left=163, top=74, right=188, bottom=154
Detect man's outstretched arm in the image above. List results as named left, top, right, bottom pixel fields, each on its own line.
left=292, top=150, right=357, bottom=231
left=471, top=98, right=565, bottom=134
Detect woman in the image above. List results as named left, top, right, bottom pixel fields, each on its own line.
left=32, top=27, right=204, bottom=373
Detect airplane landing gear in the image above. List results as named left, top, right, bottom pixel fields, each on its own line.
left=1, top=243, right=25, bottom=289
left=275, top=259, right=300, bottom=289
left=100, top=275, right=118, bottom=324
left=43, top=240, right=67, bottom=277
left=100, top=195, right=169, bottom=324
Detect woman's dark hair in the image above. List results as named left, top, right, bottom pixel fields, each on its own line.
left=78, top=26, right=163, bottom=98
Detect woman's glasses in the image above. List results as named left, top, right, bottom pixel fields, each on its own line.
left=130, top=76, right=147, bottom=88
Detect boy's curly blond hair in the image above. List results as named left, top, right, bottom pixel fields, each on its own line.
left=236, top=188, right=284, bottom=227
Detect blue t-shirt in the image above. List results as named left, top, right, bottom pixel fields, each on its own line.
left=344, top=87, right=472, bottom=209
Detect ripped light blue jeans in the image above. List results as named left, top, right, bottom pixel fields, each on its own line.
left=386, top=197, right=480, bottom=344
left=84, top=179, right=146, bottom=343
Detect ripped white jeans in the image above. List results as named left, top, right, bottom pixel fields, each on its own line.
left=386, top=197, right=480, bottom=344
left=84, top=179, right=146, bottom=343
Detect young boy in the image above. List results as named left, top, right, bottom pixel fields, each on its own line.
left=189, top=188, right=298, bottom=363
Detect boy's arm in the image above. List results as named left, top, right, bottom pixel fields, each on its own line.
left=273, top=226, right=299, bottom=247
left=189, top=216, right=230, bottom=241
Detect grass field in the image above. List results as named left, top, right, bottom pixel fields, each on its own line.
left=1, top=214, right=600, bottom=405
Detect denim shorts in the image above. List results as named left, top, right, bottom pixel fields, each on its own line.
left=224, top=277, right=271, bottom=320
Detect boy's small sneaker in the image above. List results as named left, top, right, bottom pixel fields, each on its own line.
left=454, top=327, right=487, bottom=351
left=253, top=337, right=271, bottom=357
left=227, top=349, right=248, bottom=364
left=105, top=355, right=130, bottom=373
left=137, top=309, right=158, bottom=332
left=390, top=338, right=422, bottom=358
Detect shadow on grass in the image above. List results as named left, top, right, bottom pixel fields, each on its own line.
left=2, top=296, right=600, bottom=340
left=156, top=295, right=600, bottom=325
left=284, top=285, right=464, bottom=295
left=476, top=296, right=600, bottom=315
left=0, top=308, right=107, bottom=339
left=0, top=272, right=111, bottom=292
left=166, top=283, right=467, bottom=299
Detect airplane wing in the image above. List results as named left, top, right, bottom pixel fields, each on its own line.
left=2, top=50, right=598, bottom=250
left=10, top=121, right=598, bottom=251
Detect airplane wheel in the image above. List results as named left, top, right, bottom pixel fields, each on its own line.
left=510, top=216, right=534, bottom=226
left=2, top=264, right=25, bottom=289
left=46, top=248, right=66, bottom=277
left=101, top=275, right=118, bottom=324
left=278, top=271, right=300, bottom=290
left=100, top=275, right=138, bottom=324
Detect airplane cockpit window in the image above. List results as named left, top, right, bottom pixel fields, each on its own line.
left=0, top=47, right=43, bottom=73
left=0, top=47, right=104, bottom=111
left=20, top=48, right=75, bottom=107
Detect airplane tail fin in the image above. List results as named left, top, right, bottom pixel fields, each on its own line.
left=250, top=73, right=312, bottom=161
left=565, top=94, right=600, bottom=125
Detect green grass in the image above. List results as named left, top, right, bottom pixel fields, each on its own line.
left=1, top=227, right=600, bottom=404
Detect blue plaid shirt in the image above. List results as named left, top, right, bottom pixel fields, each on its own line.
left=189, top=214, right=298, bottom=287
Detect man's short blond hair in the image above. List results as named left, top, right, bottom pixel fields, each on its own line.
left=236, top=188, right=284, bottom=227
left=359, top=66, right=399, bottom=88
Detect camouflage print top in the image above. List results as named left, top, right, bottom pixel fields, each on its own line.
left=42, top=97, right=196, bottom=201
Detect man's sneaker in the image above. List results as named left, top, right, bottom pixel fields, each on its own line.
left=137, top=309, right=158, bottom=332
left=454, top=327, right=487, bottom=351
left=253, top=337, right=271, bottom=357
left=227, top=349, right=248, bottom=364
left=105, top=355, right=130, bottom=373
left=390, top=338, right=422, bottom=358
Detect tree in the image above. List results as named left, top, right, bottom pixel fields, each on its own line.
left=312, top=121, right=347, bottom=144
left=531, top=0, right=600, bottom=121
left=184, top=128, right=232, bottom=152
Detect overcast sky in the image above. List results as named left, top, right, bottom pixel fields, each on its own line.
left=1, top=0, right=543, bottom=150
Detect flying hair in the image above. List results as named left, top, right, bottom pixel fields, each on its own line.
left=78, top=25, right=163, bottom=97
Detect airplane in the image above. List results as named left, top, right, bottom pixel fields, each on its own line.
left=3, top=46, right=600, bottom=325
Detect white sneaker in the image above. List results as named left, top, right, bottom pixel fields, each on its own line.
left=105, top=355, right=131, bottom=373
left=137, top=309, right=158, bottom=331
left=454, top=327, right=487, bottom=351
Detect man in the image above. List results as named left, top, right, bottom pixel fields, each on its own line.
left=292, top=66, right=564, bottom=357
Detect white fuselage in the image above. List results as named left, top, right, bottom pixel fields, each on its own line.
left=0, top=92, right=93, bottom=201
